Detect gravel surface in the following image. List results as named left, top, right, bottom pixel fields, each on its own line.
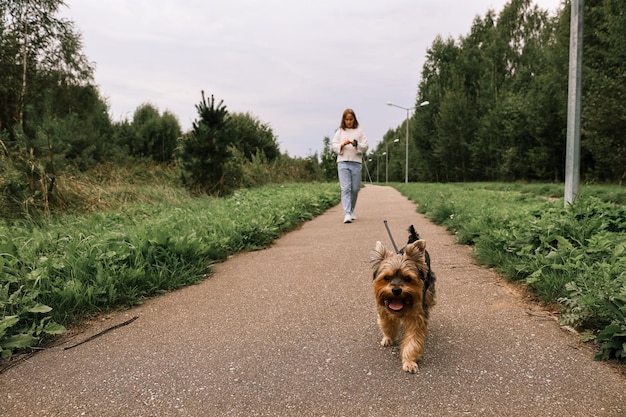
left=1, top=185, right=624, bottom=417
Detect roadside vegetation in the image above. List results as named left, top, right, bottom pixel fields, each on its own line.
left=372, top=0, right=626, bottom=185
left=3, top=181, right=624, bottom=363
left=0, top=182, right=339, bottom=359
left=1, top=1, right=624, bottom=365
left=394, top=182, right=626, bottom=361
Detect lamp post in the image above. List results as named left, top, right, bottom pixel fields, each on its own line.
left=383, top=139, right=400, bottom=183
left=391, top=138, right=400, bottom=181
left=375, top=155, right=380, bottom=183
left=387, top=100, right=429, bottom=183
left=366, top=154, right=378, bottom=184
left=382, top=152, right=388, bottom=183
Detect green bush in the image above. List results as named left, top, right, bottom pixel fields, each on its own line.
left=0, top=183, right=339, bottom=358
left=395, top=182, right=626, bottom=361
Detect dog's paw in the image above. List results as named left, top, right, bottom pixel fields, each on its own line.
left=380, top=336, right=393, bottom=347
left=402, top=361, right=419, bottom=373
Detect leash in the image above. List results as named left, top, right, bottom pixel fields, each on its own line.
left=383, top=219, right=400, bottom=254
left=363, top=158, right=373, bottom=184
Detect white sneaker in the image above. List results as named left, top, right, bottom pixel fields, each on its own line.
left=343, top=213, right=352, bottom=223
left=350, top=212, right=357, bottom=221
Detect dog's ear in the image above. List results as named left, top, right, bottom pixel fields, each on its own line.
left=371, top=240, right=390, bottom=263
left=371, top=241, right=391, bottom=277
left=404, top=239, right=426, bottom=263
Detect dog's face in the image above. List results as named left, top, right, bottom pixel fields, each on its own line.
left=371, top=240, right=429, bottom=315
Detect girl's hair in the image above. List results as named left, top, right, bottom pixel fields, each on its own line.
left=340, top=108, right=359, bottom=129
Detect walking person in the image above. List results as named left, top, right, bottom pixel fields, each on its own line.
left=332, top=108, right=369, bottom=223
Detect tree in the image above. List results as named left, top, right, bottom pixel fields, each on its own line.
left=49, top=85, right=113, bottom=170
left=229, top=112, right=280, bottom=162
left=415, top=1, right=564, bottom=182
left=434, top=88, right=475, bottom=182
left=1, top=0, right=93, bottom=135
left=156, top=111, right=182, bottom=164
left=0, top=0, right=112, bottom=214
left=319, top=136, right=337, bottom=181
left=580, top=0, right=626, bottom=182
left=178, top=92, right=235, bottom=196
left=419, top=34, right=464, bottom=181
left=128, top=103, right=181, bottom=163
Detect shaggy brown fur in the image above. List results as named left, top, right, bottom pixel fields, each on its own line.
left=371, top=238, right=436, bottom=373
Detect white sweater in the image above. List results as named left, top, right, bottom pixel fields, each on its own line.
left=331, top=127, right=369, bottom=163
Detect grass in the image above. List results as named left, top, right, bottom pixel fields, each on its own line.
left=3, top=178, right=625, bottom=363
left=0, top=182, right=340, bottom=359
left=393, top=182, right=626, bottom=361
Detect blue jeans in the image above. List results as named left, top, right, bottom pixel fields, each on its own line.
left=338, top=161, right=362, bottom=214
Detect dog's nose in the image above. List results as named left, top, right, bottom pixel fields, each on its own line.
left=392, top=288, right=402, bottom=296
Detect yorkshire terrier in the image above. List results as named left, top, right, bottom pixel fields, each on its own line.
left=371, top=225, right=436, bottom=373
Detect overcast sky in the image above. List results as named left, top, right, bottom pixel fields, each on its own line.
left=62, top=0, right=563, bottom=157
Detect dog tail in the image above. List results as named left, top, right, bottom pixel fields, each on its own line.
left=408, top=225, right=432, bottom=271
left=407, top=225, right=420, bottom=244
left=399, top=225, right=421, bottom=255
left=406, top=225, right=436, bottom=316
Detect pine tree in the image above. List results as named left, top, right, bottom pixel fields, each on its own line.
left=178, top=91, right=234, bottom=196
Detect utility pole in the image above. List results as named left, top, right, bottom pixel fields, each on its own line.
left=564, top=0, right=584, bottom=206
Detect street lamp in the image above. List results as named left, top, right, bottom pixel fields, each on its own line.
left=384, top=139, right=400, bottom=183
left=382, top=152, right=388, bottom=183
left=387, top=100, right=430, bottom=183
left=391, top=138, right=400, bottom=181
left=374, top=155, right=380, bottom=183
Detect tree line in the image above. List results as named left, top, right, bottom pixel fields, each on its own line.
left=368, top=0, right=625, bottom=184
left=0, top=0, right=330, bottom=217
left=2, top=0, right=624, bottom=219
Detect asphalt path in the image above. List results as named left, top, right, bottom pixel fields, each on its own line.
left=1, top=185, right=624, bottom=417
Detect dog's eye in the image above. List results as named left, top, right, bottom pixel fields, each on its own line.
left=403, top=277, right=412, bottom=283
left=383, top=276, right=392, bottom=282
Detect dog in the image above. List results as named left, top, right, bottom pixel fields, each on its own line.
left=371, top=225, right=436, bottom=373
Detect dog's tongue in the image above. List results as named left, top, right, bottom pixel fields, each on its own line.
left=388, top=300, right=404, bottom=311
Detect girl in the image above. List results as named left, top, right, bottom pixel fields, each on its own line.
left=331, top=108, right=369, bottom=223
